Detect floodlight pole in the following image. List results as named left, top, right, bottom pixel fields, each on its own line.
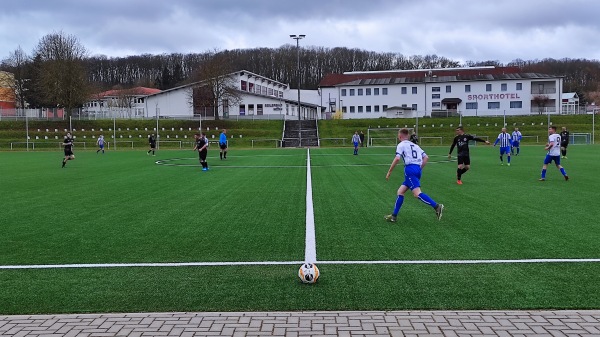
left=290, top=34, right=305, bottom=147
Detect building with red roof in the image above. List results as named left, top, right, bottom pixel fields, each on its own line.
left=84, top=87, right=162, bottom=118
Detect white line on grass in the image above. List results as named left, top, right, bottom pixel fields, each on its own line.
left=305, top=148, right=317, bottom=263
left=2, top=259, right=600, bottom=270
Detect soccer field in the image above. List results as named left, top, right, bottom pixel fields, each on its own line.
left=1, top=145, right=599, bottom=314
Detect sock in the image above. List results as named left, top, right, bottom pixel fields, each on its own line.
left=102, top=150, right=105, bottom=154
left=560, top=168, right=567, bottom=176
left=220, top=152, right=223, bottom=160
left=224, top=151, right=227, bottom=159
left=147, top=150, right=151, bottom=154
left=62, top=160, right=66, bottom=168
left=152, top=150, right=155, bottom=155
left=417, top=193, right=437, bottom=208
left=457, top=168, right=462, bottom=180
left=500, top=156, right=503, bottom=163
left=541, top=169, right=547, bottom=179
left=507, top=156, right=511, bottom=164
left=517, top=148, right=520, bottom=155
left=392, top=195, right=404, bottom=216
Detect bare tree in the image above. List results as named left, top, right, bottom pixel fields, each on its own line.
left=1, top=46, right=30, bottom=111
left=532, top=94, right=550, bottom=114
left=34, top=31, right=90, bottom=116
left=187, top=52, right=242, bottom=120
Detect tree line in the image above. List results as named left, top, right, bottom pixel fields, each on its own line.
left=2, top=31, right=600, bottom=116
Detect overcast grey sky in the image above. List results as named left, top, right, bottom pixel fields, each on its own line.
left=2, top=0, right=599, bottom=64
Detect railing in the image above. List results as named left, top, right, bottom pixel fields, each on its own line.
left=531, top=88, right=557, bottom=94
left=251, top=139, right=282, bottom=148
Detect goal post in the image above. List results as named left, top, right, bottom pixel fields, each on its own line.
left=569, top=133, right=591, bottom=145
left=367, top=128, right=413, bottom=147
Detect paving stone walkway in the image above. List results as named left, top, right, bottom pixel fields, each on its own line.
left=1, top=310, right=599, bottom=336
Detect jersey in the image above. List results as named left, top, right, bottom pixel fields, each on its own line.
left=547, top=134, right=561, bottom=156
left=396, top=140, right=427, bottom=166
left=352, top=134, right=361, bottom=143
left=494, top=133, right=512, bottom=147
left=559, top=130, right=569, bottom=146
left=219, top=132, right=227, bottom=145
left=148, top=135, right=156, bottom=145
left=511, top=131, right=522, bottom=143
left=196, top=137, right=208, bottom=152
left=449, top=134, right=484, bottom=157
left=97, top=137, right=105, bottom=146
left=63, top=137, right=74, bottom=151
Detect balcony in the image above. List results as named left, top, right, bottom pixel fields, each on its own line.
left=531, top=88, right=556, bottom=94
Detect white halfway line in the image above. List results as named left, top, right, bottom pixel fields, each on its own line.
left=304, top=148, right=317, bottom=263
left=2, top=259, right=600, bottom=270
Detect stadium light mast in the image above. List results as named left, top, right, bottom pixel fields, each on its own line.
left=290, top=34, right=305, bottom=147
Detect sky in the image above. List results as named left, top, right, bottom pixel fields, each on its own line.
left=2, top=0, right=600, bottom=65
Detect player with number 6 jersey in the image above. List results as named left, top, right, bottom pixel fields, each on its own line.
left=384, top=128, right=444, bottom=223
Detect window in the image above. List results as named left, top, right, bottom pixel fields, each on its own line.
left=366, top=88, right=371, bottom=95
left=501, top=83, right=507, bottom=91
left=465, top=84, right=471, bottom=92
left=374, top=88, right=380, bottom=95
left=342, top=107, right=347, bottom=113
left=366, top=105, right=372, bottom=113
left=241, top=80, right=247, bottom=91
left=432, top=94, right=440, bottom=99
left=374, top=105, right=380, bottom=112
left=432, top=87, right=441, bottom=92
left=466, top=102, right=478, bottom=109
left=488, top=102, right=500, bottom=109
left=516, top=82, right=522, bottom=90
left=412, top=87, right=417, bottom=94
left=358, top=88, right=363, bottom=96
left=262, top=87, right=267, bottom=95
left=486, top=84, right=492, bottom=92
left=401, top=87, right=407, bottom=94
left=432, top=102, right=441, bottom=108
left=401, top=104, right=407, bottom=107
left=349, top=89, right=355, bottom=96
left=446, top=85, right=451, bottom=93
left=350, top=106, right=355, bottom=113
left=510, top=101, right=523, bottom=109
left=382, top=88, right=388, bottom=95
left=239, top=104, right=246, bottom=115
left=256, top=85, right=261, bottom=94
left=411, top=104, right=418, bottom=110
left=268, top=88, right=273, bottom=96
left=382, top=105, right=388, bottom=110
left=249, top=83, right=254, bottom=93
left=341, top=89, right=347, bottom=96
left=358, top=106, right=363, bottom=113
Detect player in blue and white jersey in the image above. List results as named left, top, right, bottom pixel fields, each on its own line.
left=493, top=128, right=513, bottom=166
left=96, top=135, right=106, bottom=154
left=540, top=126, right=568, bottom=181
left=219, top=129, right=228, bottom=160
left=511, top=127, right=522, bottom=155
left=384, top=128, right=444, bottom=222
left=351, top=131, right=361, bottom=155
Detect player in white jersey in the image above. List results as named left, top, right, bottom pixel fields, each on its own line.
left=539, top=126, right=569, bottom=181
left=493, top=128, right=513, bottom=166
left=96, top=135, right=106, bottom=154
left=511, top=128, right=522, bottom=155
left=384, top=128, right=444, bottom=222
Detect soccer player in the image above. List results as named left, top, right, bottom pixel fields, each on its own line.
left=62, top=132, right=75, bottom=168
left=147, top=134, right=156, bottom=156
left=409, top=131, right=419, bottom=144
left=359, top=130, right=365, bottom=147
left=384, top=128, right=444, bottom=222
left=96, top=135, right=106, bottom=154
left=560, top=126, right=570, bottom=158
left=448, top=126, right=490, bottom=185
left=352, top=131, right=361, bottom=155
left=219, top=129, right=228, bottom=160
left=193, top=133, right=209, bottom=171
left=540, top=126, right=568, bottom=181
left=511, top=127, right=522, bottom=155
left=494, top=127, right=513, bottom=166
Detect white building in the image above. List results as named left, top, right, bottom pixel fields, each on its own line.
left=84, top=87, right=161, bottom=118
left=144, top=70, right=322, bottom=120
left=561, top=92, right=579, bottom=114
left=318, top=66, right=565, bottom=119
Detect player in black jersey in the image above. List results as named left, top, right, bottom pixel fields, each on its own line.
left=193, top=133, right=209, bottom=171
left=62, top=132, right=75, bottom=168
left=147, top=134, right=156, bottom=156
left=448, top=126, right=490, bottom=184
left=559, top=126, right=570, bottom=158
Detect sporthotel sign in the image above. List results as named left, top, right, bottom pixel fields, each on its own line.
left=467, top=93, right=521, bottom=101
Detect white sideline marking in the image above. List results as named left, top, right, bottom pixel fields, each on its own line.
left=2, top=259, right=600, bottom=270
left=304, top=148, right=317, bottom=263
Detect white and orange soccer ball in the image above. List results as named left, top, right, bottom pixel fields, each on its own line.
left=298, top=263, right=319, bottom=284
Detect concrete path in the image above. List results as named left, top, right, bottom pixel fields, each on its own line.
left=1, top=310, right=599, bottom=336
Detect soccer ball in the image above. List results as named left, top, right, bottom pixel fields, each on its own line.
left=298, top=263, right=320, bottom=284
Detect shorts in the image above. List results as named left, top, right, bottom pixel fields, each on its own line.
left=457, top=155, right=471, bottom=166
left=149, top=143, right=156, bottom=148
left=499, top=146, right=510, bottom=155
left=402, top=164, right=422, bottom=190
left=560, top=143, right=568, bottom=148
left=98, top=144, right=104, bottom=149
left=353, top=141, right=359, bottom=147
left=544, top=155, right=561, bottom=165
left=64, top=149, right=73, bottom=156
left=512, top=141, right=520, bottom=147
left=219, top=143, right=227, bottom=150
left=199, top=150, right=207, bottom=161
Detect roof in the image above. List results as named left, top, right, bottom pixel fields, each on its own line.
left=318, top=67, right=559, bottom=87
left=94, top=87, right=161, bottom=99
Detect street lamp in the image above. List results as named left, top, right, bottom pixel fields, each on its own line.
left=290, top=34, right=305, bottom=147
